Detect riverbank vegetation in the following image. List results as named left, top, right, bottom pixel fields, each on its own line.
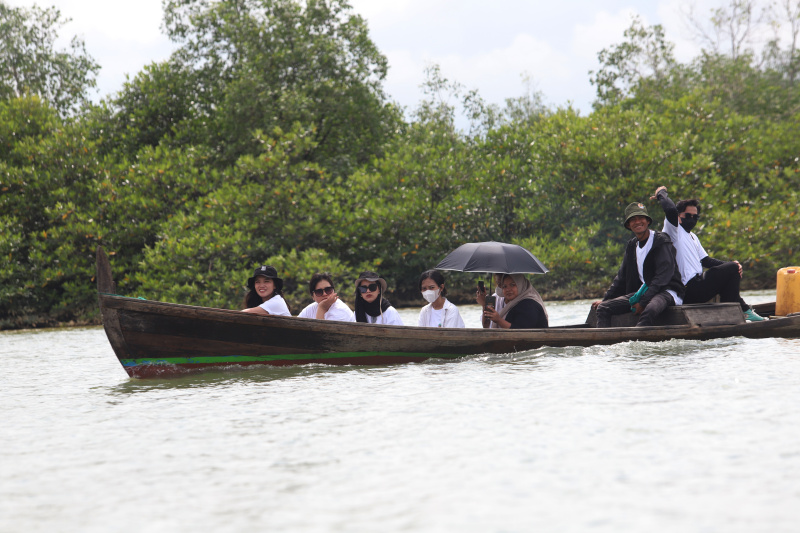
left=1, top=0, right=798, bottom=328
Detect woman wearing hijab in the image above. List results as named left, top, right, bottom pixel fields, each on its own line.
left=483, top=274, right=548, bottom=329
left=417, top=270, right=465, bottom=328
left=241, top=265, right=292, bottom=316
left=353, top=270, right=404, bottom=325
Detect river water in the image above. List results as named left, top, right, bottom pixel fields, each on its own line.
left=1, top=291, right=799, bottom=533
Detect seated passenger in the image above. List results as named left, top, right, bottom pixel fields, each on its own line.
left=417, top=270, right=465, bottom=328
left=297, top=272, right=355, bottom=321
left=353, top=270, right=404, bottom=325
left=483, top=274, right=548, bottom=329
left=652, top=185, right=765, bottom=321
left=592, top=202, right=684, bottom=327
left=242, top=265, right=291, bottom=316
left=475, top=273, right=506, bottom=328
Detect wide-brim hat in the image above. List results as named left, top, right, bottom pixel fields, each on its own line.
left=248, top=265, right=283, bottom=291
left=354, top=270, right=388, bottom=293
left=623, top=202, right=653, bottom=228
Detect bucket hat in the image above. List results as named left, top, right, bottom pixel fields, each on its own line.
left=623, top=202, right=653, bottom=228
left=354, top=270, right=388, bottom=293
left=248, top=265, right=283, bottom=292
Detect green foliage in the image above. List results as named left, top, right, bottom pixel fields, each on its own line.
left=0, top=95, right=224, bottom=325
left=516, top=224, right=622, bottom=299
left=0, top=1, right=99, bottom=116
left=590, top=15, right=676, bottom=108
left=100, top=59, right=201, bottom=158
left=699, top=161, right=800, bottom=286
left=0, top=102, right=103, bottom=323
left=133, top=125, right=356, bottom=310
left=159, top=0, right=401, bottom=173
left=0, top=93, right=59, bottom=162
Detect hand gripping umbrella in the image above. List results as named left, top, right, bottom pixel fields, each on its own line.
left=435, top=241, right=548, bottom=274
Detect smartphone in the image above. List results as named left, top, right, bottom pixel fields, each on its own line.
left=478, top=280, right=485, bottom=292
left=485, top=295, right=496, bottom=308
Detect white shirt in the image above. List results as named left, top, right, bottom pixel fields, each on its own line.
left=258, top=295, right=291, bottom=316
left=297, top=298, right=355, bottom=322
left=359, top=306, right=404, bottom=325
left=635, top=230, right=655, bottom=285
left=661, top=216, right=708, bottom=285
left=418, top=299, right=466, bottom=328
left=635, top=230, right=683, bottom=306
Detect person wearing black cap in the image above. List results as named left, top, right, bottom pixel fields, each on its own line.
left=242, top=265, right=291, bottom=316
left=353, top=270, right=404, bottom=325
left=591, top=202, right=684, bottom=327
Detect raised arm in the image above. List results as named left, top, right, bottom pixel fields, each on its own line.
left=653, top=186, right=680, bottom=228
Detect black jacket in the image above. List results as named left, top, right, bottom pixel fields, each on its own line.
left=603, top=230, right=685, bottom=306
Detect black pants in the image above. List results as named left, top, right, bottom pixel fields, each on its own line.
left=684, top=262, right=749, bottom=311
left=597, top=291, right=675, bottom=327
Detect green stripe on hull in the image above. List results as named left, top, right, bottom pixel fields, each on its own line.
left=120, top=351, right=464, bottom=367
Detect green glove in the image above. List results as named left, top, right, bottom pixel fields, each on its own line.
left=629, top=283, right=648, bottom=312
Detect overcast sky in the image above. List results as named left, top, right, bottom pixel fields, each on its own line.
left=9, top=0, right=766, bottom=115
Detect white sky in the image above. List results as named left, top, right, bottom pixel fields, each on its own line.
left=8, top=0, right=781, bottom=115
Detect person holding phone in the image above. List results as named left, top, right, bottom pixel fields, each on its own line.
left=297, top=272, right=355, bottom=321
left=353, top=270, right=404, bottom=325
left=476, top=274, right=506, bottom=328
left=417, top=270, right=465, bottom=328
left=483, top=274, right=548, bottom=329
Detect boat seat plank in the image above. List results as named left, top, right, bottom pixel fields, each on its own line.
left=585, top=303, right=745, bottom=328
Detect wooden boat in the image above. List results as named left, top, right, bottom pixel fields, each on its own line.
left=96, top=248, right=800, bottom=378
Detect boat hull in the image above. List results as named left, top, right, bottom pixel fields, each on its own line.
left=97, top=293, right=800, bottom=378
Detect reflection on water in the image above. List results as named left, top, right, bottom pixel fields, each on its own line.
left=104, top=361, right=415, bottom=396
left=2, top=291, right=799, bottom=533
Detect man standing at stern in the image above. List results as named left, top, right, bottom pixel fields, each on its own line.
left=593, top=202, right=685, bottom=327
left=652, top=186, right=765, bottom=321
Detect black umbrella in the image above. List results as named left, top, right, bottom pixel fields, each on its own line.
left=435, top=241, right=548, bottom=274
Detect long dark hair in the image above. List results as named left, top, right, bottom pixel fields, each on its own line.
left=418, top=269, right=447, bottom=297
left=242, top=275, right=289, bottom=311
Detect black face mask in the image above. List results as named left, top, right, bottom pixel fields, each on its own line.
left=681, top=217, right=697, bottom=232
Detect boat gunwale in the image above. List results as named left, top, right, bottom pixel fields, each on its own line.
left=99, top=292, right=799, bottom=340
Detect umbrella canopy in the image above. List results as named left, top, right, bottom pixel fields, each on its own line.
left=435, top=241, right=548, bottom=274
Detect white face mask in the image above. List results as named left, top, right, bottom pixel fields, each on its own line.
left=422, top=289, right=440, bottom=304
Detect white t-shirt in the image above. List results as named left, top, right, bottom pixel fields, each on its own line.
left=258, top=295, right=291, bottom=316
left=297, top=298, right=355, bottom=322
left=428, top=307, right=444, bottom=327
left=635, top=229, right=683, bottom=306
left=360, top=306, right=404, bottom=325
left=636, top=230, right=655, bottom=284
left=661, top=216, right=708, bottom=285
left=418, top=299, right=466, bottom=328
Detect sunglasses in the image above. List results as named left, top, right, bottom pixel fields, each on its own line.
left=312, top=286, right=335, bottom=297
left=681, top=213, right=700, bottom=220
left=358, top=283, right=379, bottom=293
